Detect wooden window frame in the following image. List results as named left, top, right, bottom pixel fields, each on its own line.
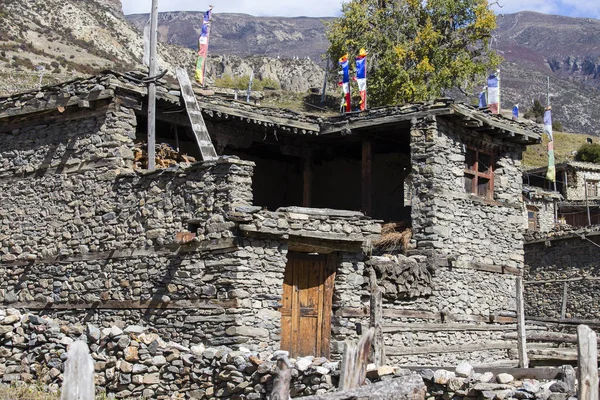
left=526, top=205, right=538, bottom=231
left=464, top=147, right=494, bottom=200
left=586, top=180, right=598, bottom=198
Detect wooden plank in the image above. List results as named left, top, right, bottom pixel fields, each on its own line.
left=401, top=366, right=564, bottom=381
left=362, top=138, right=372, bottom=216
left=1, top=238, right=238, bottom=267
left=340, top=328, right=374, bottom=390
left=504, top=331, right=600, bottom=344
left=175, top=67, right=218, bottom=161
left=578, top=325, right=599, bottom=400
left=280, top=259, right=294, bottom=356
left=516, top=276, right=529, bottom=368
left=561, top=282, right=569, bottom=319
left=526, top=316, right=600, bottom=327
left=6, top=299, right=237, bottom=310
left=369, top=269, right=385, bottom=366
left=384, top=323, right=517, bottom=332
left=386, top=341, right=516, bottom=356
left=321, top=255, right=336, bottom=359
left=272, top=355, right=292, bottom=400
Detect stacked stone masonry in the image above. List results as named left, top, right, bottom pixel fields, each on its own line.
left=524, top=230, right=600, bottom=319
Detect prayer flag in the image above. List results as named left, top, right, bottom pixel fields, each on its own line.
left=487, top=73, right=500, bottom=114
left=339, top=54, right=351, bottom=113
left=195, top=7, right=213, bottom=85
left=512, top=104, right=519, bottom=120
left=543, top=108, right=555, bottom=182
left=356, top=48, right=367, bottom=111
left=478, top=90, right=487, bottom=108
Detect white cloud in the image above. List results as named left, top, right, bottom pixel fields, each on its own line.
left=122, top=0, right=345, bottom=17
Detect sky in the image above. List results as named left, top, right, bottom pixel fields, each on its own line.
left=121, top=0, right=600, bottom=20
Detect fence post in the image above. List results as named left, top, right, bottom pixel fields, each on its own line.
left=369, top=269, right=386, bottom=366
left=271, top=354, right=292, bottom=400
left=516, top=277, right=529, bottom=368
left=561, top=282, right=568, bottom=319
left=339, top=328, right=374, bottom=390
left=577, top=324, right=599, bottom=400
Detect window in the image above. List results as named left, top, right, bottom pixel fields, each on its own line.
left=527, top=206, right=538, bottom=231
left=464, top=148, right=494, bottom=199
left=586, top=180, right=598, bottom=198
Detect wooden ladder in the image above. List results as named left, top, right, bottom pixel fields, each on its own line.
left=175, top=67, right=218, bottom=161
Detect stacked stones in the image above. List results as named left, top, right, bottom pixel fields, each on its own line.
left=0, top=309, right=341, bottom=399
left=525, top=228, right=600, bottom=320
left=368, top=254, right=433, bottom=300
left=420, top=363, right=575, bottom=400
left=238, top=207, right=382, bottom=240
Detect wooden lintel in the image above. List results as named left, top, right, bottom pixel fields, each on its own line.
left=0, top=237, right=238, bottom=267
left=4, top=299, right=238, bottom=310
left=288, top=236, right=364, bottom=254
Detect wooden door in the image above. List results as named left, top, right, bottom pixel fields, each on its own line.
left=280, top=252, right=336, bottom=358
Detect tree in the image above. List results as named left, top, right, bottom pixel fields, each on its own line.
left=575, top=143, right=600, bottom=164
left=325, top=0, right=501, bottom=106
left=523, top=99, right=545, bottom=122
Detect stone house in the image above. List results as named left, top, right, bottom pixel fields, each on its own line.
left=0, top=71, right=542, bottom=372
left=524, top=161, right=600, bottom=227
left=522, top=185, right=562, bottom=232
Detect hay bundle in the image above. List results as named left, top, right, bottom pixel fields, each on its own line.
left=373, top=221, right=412, bottom=253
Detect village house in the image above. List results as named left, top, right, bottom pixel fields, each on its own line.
left=0, top=69, right=544, bottom=387
left=524, top=161, right=600, bottom=228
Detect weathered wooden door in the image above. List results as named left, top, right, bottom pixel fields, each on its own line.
left=280, top=252, right=336, bottom=358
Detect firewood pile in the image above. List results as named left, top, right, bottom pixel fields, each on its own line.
left=133, top=142, right=196, bottom=169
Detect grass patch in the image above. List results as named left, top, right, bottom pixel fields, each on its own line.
left=523, top=131, right=594, bottom=170
left=0, top=384, right=59, bottom=400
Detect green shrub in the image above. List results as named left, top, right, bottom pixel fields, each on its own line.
left=575, top=143, right=600, bottom=164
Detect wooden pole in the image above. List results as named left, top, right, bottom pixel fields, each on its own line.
left=586, top=178, right=592, bottom=226
left=561, top=282, right=568, bottom=319
left=271, top=354, right=292, bottom=400
left=147, top=0, right=159, bottom=171
left=339, top=328, right=374, bottom=390
left=369, top=269, right=385, bottom=366
left=362, top=139, right=372, bottom=216
left=303, top=153, right=313, bottom=207
left=516, top=277, right=529, bottom=368
left=577, top=325, right=599, bottom=400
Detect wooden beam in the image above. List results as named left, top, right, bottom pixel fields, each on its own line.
left=4, top=298, right=238, bottom=310
left=362, top=138, right=372, bottom=216
left=578, top=325, right=599, bottom=400
left=383, top=323, right=517, bottom=333
left=516, top=277, right=529, bottom=368
left=303, top=153, right=313, bottom=207
left=386, top=341, right=515, bottom=356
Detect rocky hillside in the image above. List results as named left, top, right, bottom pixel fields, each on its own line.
left=127, top=10, right=600, bottom=135
left=495, top=12, right=600, bottom=90
left=0, top=0, right=193, bottom=95
left=127, top=12, right=332, bottom=61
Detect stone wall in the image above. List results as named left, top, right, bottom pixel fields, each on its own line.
left=565, top=168, right=600, bottom=201
left=524, top=231, right=600, bottom=319
left=0, top=309, right=342, bottom=399
left=410, top=116, right=525, bottom=270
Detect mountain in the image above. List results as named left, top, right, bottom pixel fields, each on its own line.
left=126, top=12, right=332, bottom=61
left=0, top=0, right=193, bottom=95
left=126, top=10, right=600, bottom=135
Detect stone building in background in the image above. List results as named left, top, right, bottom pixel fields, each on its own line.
left=524, top=160, right=600, bottom=227
left=0, top=70, right=542, bottom=386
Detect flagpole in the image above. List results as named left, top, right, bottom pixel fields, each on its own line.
left=321, top=58, right=329, bottom=105
left=497, top=69, right=501, bottom=114
left=147, top=0, right=159, bottom=171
